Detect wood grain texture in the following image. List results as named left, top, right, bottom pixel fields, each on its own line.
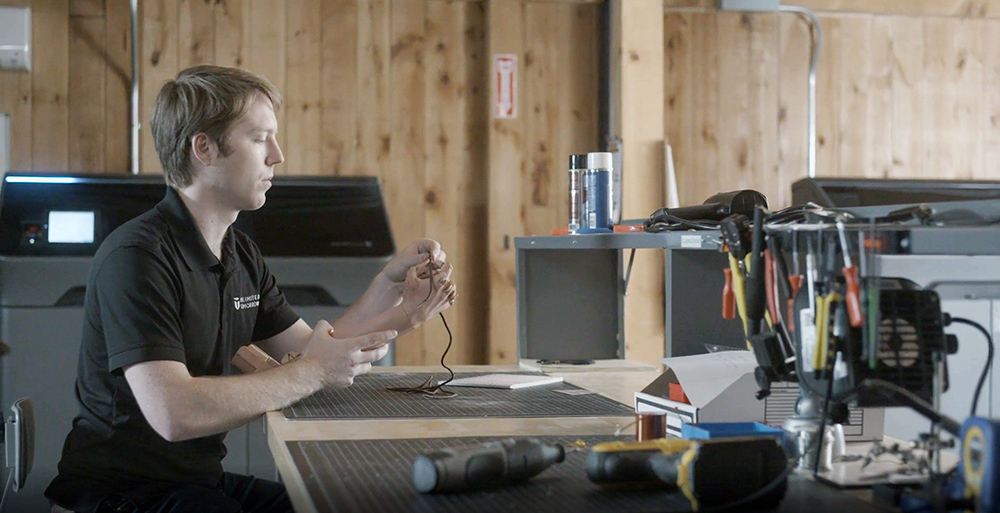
left=68, top=16, right=106, bottom=172
left=179, top=0, right=215, bottom=68
left=388, top=0, right=427, bottom=364
left=620, top=0, right=664, bottom=366
left=486, top=0, right=526, bottom=364
left=32, top=0, right=70, bottom=172
left=215, top=0, right=251, bottom=68
left=459, top=0, right=490, bottom=365
left=285, top=0, right=322, bottom=175
left=248, top=0, right=286, bottom=174
left=320, top=0, right=358, bottom=176
left=355, top=0, right=390, bottom=180
left=141, top=0, right=179, bottom=175
left=0, top=0, right=31, bottom=172
left=105, top=0, right=131, bottom=173
left=663, top=0, right=1000, bottom=18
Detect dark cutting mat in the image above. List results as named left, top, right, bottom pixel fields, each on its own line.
left=283, top=372, right=633, bottom=419
left=286, top=435, right=894, bottom=513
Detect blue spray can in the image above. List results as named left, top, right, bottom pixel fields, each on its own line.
left=580, top=152, right=613, bottom=233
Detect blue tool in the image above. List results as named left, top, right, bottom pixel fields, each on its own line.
left=956, top=417, right=999, bottom=513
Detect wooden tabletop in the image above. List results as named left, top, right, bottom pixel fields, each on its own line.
left=266, top=362, right=661, bottom=513
left=264, top=362, right=921, bottom=513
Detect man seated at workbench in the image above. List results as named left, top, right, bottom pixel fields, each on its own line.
left=45, top=65, right=457, bottom=513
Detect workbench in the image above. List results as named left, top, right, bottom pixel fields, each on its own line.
left=266, top=364, right=899, bottom=513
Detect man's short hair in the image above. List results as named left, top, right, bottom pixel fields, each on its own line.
left=151, top=65, right=282, bottom=188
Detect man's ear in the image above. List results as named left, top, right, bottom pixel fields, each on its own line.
left=191, top=133, right=219, bottom=166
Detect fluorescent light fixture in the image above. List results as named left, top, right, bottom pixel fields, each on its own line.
left=5, top=175, right=82, bottom=184
left=48, top=211, right=95, bottom=243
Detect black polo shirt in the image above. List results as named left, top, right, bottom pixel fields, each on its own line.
left=45, top=187, right=300, bottom=510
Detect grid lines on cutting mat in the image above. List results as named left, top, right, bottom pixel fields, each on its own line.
left=283, top=372, right=633, bottom=419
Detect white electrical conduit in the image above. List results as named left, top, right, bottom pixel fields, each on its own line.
left=779, top=5, right=822, bottom=179
left=130, top=0, right=139, bottom=175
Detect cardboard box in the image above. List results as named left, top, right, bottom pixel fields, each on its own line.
left=634, top=352, right=883, bottom=441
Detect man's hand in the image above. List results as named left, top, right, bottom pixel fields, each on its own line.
left=401, top=260, right=457, bottom=327
left=300, top=320, right=394, bottom=388
left=382, top=239, right=447, bottom=284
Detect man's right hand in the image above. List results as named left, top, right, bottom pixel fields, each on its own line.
left=301, top=320, right=394, bottom=388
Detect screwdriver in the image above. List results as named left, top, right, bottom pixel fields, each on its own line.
left=585, top=437, right=788, bottom=511
left=836, top=220, right=863, bottom=328
left=412, top=438, right=565, bottom=493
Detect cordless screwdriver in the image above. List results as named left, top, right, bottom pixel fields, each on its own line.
left=412, top=438, right=565, bottom=493
left=585, top=437, right=788, bottom=511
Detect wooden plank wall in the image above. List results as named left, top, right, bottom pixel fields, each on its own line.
left=664, top=2, right=1000, bottom=209
left=0, top=0, right=601, bottom=366
left=486, top=0, right=602, bottom=364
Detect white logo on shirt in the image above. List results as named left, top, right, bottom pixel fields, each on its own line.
left=233, top=294, right=260, bottom=311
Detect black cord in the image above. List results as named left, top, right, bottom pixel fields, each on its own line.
left=813, top=366, right=835, bottom=477
left=701, top=460, right=795, bottom=513
left=386, top=257, right=457, bottom=398
left=435, top=312, right=455, bottom=388
left=643, top=210, right=722, bottom=232
left=948, top=316, right=994, bottom=416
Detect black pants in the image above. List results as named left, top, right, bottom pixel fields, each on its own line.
left=93, top=473, right=292, bottom=513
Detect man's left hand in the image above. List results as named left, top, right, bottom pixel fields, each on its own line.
left=382, top=239, right=447, bottom=284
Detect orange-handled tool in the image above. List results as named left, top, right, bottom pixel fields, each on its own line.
left=836, top=220, right=863, bottom=328
left=723, top=268, right=735, bottom=319
left=787, top=275, right=803, bottom=331
left=843, top=266, right=862, bottom=327
left=764, top=249, right=779, bottom=325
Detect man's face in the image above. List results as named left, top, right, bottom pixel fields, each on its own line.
left=201, top=92, right=283, bottom=212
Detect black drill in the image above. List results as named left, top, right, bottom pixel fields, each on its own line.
left=412, top=438, right=565, bottom=493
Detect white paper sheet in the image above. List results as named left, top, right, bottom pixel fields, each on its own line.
left=659, top=351, right=757, bottom=407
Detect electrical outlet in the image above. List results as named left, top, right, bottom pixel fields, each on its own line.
left=718, top=0, right=781, bottom=12
left=0, top=7, right=31, bottom=71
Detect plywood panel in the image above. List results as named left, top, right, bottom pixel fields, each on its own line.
left=141, top=0, right=179, bottom=175
left=458, top=1, right=489, bottom=365
left=68, top=16, right=106, bottom=172
left=748, top=12, right=779, bottom=202
left=486, top=0, right=526, bottom=364
left=285, top=0, right=322, bottom=176
left=868, top=16, right=893, bottom=179
left=387, top=0, right=427, bottom=364
left=320, top=0, right=357, bottom=176
left=105, top=0, right=132, bottom=173
left=32, top=0, right=70, bottom=172
left=355, top=0, right=390, bottom=181
left=715, top=13, right=751, bottom=197
left=523, top=3, right=560, bottom=237
left=215, top=0, right=251, bottom=68
left=687, top=12, right=719, bottom=207
left=836, top=16, right=872, bottom=178
left=248, top=0, right=286, bottom=174
left=777, top=11, right=810, bottom=205
left=813, top=15, right=841, bottom=179
left=424, top=0, right=481, bottom=365
left=619, top=0, right=664, bottom=365
left=663, top=11, right=690, bottom=206
left=984, top=20, right=1000, bottom=178
left=0, top=0, right=31, bottom=172
left=663, top=0, right=1000, bottom=18
left=883, top=17, right=925, bottom=178
left=923, top=18, right=983, bottom=179
left=179, top=0, right=215, bottom=68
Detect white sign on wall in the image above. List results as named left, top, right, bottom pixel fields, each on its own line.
left=493, top=54, right=517, bottom=119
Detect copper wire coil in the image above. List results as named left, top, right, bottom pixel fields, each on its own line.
left=635, top=412, right=667, bottom=441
